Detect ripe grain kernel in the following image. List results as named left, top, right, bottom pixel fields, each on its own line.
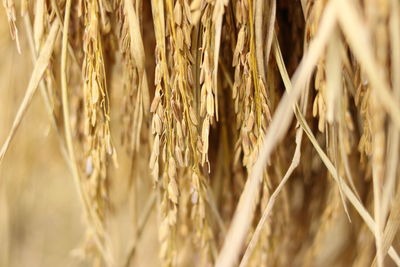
left=174, top=1, right=182, bottom=26
left=168, top=178, right=179, bottom=204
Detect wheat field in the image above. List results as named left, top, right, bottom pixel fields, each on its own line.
left=0, top=0, right=400, bottom=266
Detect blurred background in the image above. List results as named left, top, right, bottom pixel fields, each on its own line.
left=0, top=6, right=88, bottom=267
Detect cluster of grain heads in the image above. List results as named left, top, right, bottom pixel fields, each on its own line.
left=150, top=0, right=217, bottom=265
left=231, top=0, right=271, bottom=171
left=81, top=0, right=114, bottom=221
left=1, top=0, right=400, bottom=266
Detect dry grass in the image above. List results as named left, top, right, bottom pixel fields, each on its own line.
left=1, top=0, right=400, bottom=266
